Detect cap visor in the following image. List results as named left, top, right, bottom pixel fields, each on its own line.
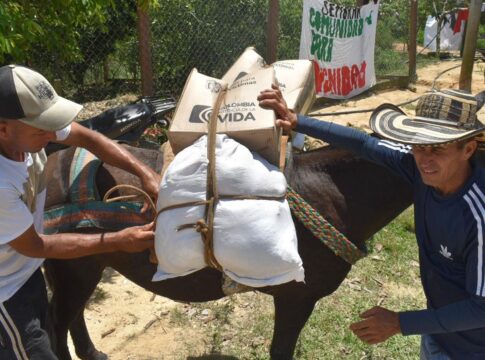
left=19, top=96, right=82, bottom=131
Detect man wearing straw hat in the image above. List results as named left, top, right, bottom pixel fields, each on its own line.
left=0, top=65, right=160, bottom=359
left=259, top=86, right=485, bottom=359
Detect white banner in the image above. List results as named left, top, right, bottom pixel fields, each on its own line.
left=299, top=0, right=379, bottom=99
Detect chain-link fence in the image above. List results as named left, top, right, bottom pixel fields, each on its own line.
left=23, top=0, right=439, bottom=104
left=149, top=1, right=269, bottom=97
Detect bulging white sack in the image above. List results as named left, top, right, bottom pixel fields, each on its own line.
left=153, top=134, right=304, bottom=287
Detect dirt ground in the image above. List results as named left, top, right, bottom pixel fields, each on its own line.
left=67, top=58, right=485, bottom=360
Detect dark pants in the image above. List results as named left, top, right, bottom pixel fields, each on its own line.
left=0, top=268, right=57, bottom=359
left=420, top=335, right=451, bottom=360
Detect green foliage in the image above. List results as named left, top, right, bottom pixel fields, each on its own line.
left=0, top=0, right=111, bottom=64
left=374, top=15, right=408, bottom=75
left=278, top=0, right=304, bottom=59
left=148, top=0, right=267, bottom=95
left=3, top=0, right=477, bottom=101
left=62, top=0, right=138, bottom=85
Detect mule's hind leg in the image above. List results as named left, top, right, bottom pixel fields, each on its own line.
left=70, top=309, right=107, bottom=360
left=270, top=292, right=317, bottom=360
left=45, top=257, right=106, bottom=360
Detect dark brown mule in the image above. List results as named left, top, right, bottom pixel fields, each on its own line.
left=44, top=143, right=415, bottom=360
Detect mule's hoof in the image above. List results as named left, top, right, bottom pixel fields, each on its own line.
left=77, top=349, right=108, bottom=360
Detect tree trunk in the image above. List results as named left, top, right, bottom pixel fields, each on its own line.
left=408, top=0, right=418, bottom=83
left=137, top=5, right=154, bottom=96
left=459, top=0, right=482, bottom=91
left=266, top=0, right=279, bottom=63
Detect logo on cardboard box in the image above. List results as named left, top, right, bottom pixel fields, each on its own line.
left=189, top=105, right=257, bottom=124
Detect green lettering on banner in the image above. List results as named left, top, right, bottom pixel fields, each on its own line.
left=310, top=7, right=316, bottom=28
left=337, top=19, right=345, bottom=38
left=327, top=37, right=333, bottom=61
left=352, top=19, right=358, bottom=36
left=307, top=1, right=371, bottom=69
left=311, top=30, right=333, bottom=62
left=346, top=20, right=353, bottom=37
left=313, top=15, right=365, bottom=39
left=322, top=14, right=330, bottom=34
left=309, top=7, right=364, bottom=38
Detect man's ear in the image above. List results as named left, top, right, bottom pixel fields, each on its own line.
left=463, top=140, right=478, bottom=160
left=0, top=120, right=9, bottom=140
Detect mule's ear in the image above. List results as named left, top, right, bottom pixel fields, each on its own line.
left=476, top=90, right=485, bottom=111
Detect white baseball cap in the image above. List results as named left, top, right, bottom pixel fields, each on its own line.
left=0, top=65, right=82, bottom=131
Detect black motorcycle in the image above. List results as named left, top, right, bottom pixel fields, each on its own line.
left=45, top=96, right=177, bottom=155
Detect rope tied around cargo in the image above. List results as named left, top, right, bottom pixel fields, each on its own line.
left=200, top=87, right=226, bottom=271
left=155, top=88, right=291, bottom=271
left=153, top=89, right=364, bottom=268
left=108, top=183, right=365, bottom=266
left=286, top=186, right=366, bottom=264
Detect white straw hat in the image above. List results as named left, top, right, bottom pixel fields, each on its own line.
left=370, top=89, right=485, bottom=147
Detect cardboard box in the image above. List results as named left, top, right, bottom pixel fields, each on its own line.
left=222, top=48, right=315, bottom=114
left=168, top=48, right=316, bottom=163
left=272, top=60, right=316, bottom=151
left=273, top=60, right=316, bottom=114
left=169, top=67, right=280, bottom=165
left=221, top=47, right=266, bottom=85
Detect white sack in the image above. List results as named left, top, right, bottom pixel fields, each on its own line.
left=153, top=134, right=304, bottom=287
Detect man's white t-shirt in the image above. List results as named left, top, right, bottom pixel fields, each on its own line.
left=0, top=125, right=71, bottom=302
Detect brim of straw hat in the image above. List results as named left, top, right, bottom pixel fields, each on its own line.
left=369, top=103, right=485, bottom=147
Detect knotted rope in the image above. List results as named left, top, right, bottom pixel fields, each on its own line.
left=104, top=95, right=364, bottom=267
left=154, top=89, right=228, bottom=270
left=201, top=88, right=226, bottom=270
left=154, top=89, right=287, bottom=271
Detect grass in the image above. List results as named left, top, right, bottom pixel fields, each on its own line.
left=294, top=206, right=423, bottom=360
left=160, top=206, right=424, bottom=359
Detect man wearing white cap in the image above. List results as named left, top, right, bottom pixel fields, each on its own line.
left=259, top=86, right=485, bottom=359
left=0, top=65, right=160, bottom=359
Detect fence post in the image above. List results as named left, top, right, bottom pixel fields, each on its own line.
left=408, top=0, right=418, bottom=83
left=137, top=5, right=154, bottom=96
left=266, top=0, right=279, bottom=63
left=459, top=0, right=481, bottom=91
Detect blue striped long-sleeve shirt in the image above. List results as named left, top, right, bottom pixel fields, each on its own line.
left=296, top=115, right=485, bottom=359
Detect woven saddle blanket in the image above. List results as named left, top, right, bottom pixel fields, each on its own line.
left=43, top=147, right=151, bottom=235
